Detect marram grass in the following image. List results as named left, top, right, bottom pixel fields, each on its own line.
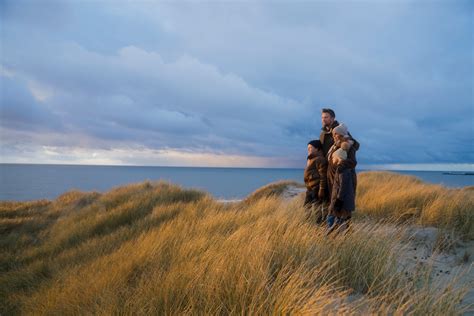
left=0, top=173, right=472, bottom=315
left=356, top=171, right=474, bottom=239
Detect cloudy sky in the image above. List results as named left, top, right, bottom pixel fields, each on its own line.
left=1, top=0, right=473, bottom=170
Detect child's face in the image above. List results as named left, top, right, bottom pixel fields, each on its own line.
left=307, top=144, right=317, bottom=155
left=333, top=132, right=344, bottom=143
left=332, top=155, right=342, bottom=165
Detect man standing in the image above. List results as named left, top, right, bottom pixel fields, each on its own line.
left=319, top=108, right=339, bottom=157
left=319, top=108, right=359, bottom=198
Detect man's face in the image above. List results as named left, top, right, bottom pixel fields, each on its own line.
left=321, top=112, right=334, bottom=128
left=307, top=144, right=317, bottom=155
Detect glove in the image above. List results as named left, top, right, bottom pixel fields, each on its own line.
left=334, top=199, right=343, bottom=211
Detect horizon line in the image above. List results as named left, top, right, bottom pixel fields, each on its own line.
left=1, top=162, right=473, bottom=172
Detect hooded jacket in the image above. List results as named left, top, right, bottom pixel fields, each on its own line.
left=303, top=151, right=328, bottom=200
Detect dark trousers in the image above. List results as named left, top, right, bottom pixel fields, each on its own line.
left=304, top=189, right=328, bottom=224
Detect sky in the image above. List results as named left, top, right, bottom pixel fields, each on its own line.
left=1, top=0, right=473, bottom=170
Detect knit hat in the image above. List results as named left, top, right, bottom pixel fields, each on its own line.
left=333, top=148, right=347, bottom=161
left=333, top=123, right=348, bottom=137
left=307, top=140, right=322, bottom=150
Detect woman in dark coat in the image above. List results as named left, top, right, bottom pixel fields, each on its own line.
left=326, top=123, right=358, bottom=199
left=327, top=143, right=357, bottom=234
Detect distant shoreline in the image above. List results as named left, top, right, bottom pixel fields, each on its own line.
left=1, top=165, right=473, bottom=202
left=0, top=162, right=473, bottom=173
left=442, top=171, right=474, bottom=176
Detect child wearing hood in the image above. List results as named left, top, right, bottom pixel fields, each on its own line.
left=303, top=140, right=328, bottom=224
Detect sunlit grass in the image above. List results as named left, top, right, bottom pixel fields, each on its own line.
left=0, top=173, right=471, bottom=314
left=356, top=171, right=474, bottom=239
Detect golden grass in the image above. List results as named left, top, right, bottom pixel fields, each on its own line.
left=243, top=180, right=304, bottom=204
left=356, top=171, right=474, bottom=239
left=0, top=175, right=471, bottom=314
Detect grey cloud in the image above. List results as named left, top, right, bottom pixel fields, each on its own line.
left=2, top=41, right=310, bottom=158
left=0, top=75, right=63, bottom=131
left=0, top=0, right=472, bottom=166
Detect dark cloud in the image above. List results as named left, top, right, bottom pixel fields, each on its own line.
left=0, top=0, right=472, bottom=167
left=0, top=76, right=63, bottom=131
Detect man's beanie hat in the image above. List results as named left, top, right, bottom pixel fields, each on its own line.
left=333, top=123, right=349, bottom=136
left=308, top=140, right=322, bottom=149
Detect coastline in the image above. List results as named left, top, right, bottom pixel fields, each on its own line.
left=1, top=164, right=473, bottom=202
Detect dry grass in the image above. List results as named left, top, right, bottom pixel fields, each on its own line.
left=243, top=180, right=304, bottom=204
left=356, top=171, right=474, bottom=239
left=0, top=174, right=472, bottom=315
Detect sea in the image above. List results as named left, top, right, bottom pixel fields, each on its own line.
left=0, top=163, right=473, bottom=202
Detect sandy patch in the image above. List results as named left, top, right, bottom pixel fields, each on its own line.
left=282, top=185, right=306, bottom=200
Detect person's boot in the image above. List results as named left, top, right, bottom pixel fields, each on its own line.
left=326, top=214, right=335, bottom=233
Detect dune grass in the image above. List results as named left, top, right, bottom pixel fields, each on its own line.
left=356, top=171, right=474, bottom=239
left=243, top=180, right=304, bottom=204
left=1, top=174, right=471, bottom=315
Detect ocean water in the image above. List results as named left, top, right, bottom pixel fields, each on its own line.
left=0, top=164, right=473, bottom=201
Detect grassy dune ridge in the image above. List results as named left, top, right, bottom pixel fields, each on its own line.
left=0, top=172, right=472, bottom=314
left=356, top=171, right=474, bottom=239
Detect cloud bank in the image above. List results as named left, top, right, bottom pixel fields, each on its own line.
left=1, top=0, right=473, bottom=169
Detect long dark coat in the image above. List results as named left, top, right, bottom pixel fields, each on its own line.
left=329, top=166, right=356, bottom=217
left=327, top=141, right=358, bottom=198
